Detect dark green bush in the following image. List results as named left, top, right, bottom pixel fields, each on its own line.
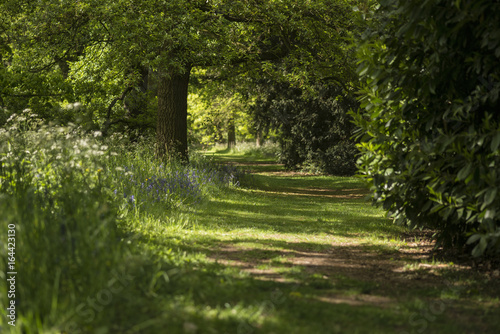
left=354, top=0, right=500, bottom=256
left=253, top=82, right=358, bottom=175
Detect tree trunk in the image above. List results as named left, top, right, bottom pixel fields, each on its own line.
left=156, top=67, right=191, bottom=162
left=227, top=112, right=236, bottom=150
left=256, top=129, right=265, bottom=147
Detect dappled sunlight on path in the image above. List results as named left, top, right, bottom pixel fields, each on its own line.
left=181, top=155, right=500, bottom=333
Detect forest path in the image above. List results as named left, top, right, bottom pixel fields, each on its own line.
left=180, top=152, right=500, bottom=333
left=208, top=155, right=440, bottom=300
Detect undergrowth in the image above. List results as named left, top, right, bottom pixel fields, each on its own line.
left=0, top=111, right=244, bottom=333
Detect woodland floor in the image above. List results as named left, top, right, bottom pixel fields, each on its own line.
left=188, top=152, right=500, bottom=334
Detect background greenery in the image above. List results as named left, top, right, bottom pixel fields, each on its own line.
left=1, top=0, right=499, bottom=332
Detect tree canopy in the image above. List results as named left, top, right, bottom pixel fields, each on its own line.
left=1, top=0, right=367, bottom=162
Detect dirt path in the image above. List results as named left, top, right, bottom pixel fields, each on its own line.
left=208, top=161, right=500, bottom=309
left=210, top=227, right=450, bottom=307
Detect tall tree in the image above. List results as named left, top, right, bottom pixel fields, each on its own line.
left=1, top=0, right=367, bottom=161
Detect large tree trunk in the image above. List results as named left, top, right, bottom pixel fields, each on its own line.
left=156, top=67, right=191, bottom=162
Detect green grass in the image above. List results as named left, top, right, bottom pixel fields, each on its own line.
left=113, top=150, right=500, bottom=334
left=1, top=131, right=499, bottom=334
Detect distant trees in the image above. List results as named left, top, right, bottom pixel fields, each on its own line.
left=354, top=0, right=500, bottom=256
left=189, top=0, right=367, bottom=173
left=188, top=87, right=251, bottom=149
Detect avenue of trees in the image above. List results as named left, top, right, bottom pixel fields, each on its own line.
left=1, top=0, right=499, bottom=256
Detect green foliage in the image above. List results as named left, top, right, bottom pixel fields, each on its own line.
left=0, top=112, right=244, bottom=332
left=188, top=92, right=253, bottom=148
left=1, top=0, right=371, bottom=160
left=230, top=141, right=281, bottom=159
left=253, top=82, right=359, bottom=175
left=354, top=0, right=500, bottom=256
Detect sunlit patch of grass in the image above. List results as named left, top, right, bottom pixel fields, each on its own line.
left=273, top=265, right=306, bottom=278
left=206, top=142, right=280, bottom=159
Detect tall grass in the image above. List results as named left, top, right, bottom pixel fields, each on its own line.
left=109, top=140, right=243, bottom=214
left=0, top=111, right=244, bottom=333
left=0, top=112, right=124, bottom=332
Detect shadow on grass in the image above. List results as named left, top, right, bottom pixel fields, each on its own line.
left=189, top=191, right=400, bottom=238
left=100, top=228, right=500, bottom=334
left=93, top=155, right=500, bottom=334
left=127, top=217, right=500, bottom=304
left=110, top=262, right=411, bottom=334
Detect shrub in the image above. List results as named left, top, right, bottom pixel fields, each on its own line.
left=252, top=82, right=359, bottom=175
left=354, top=0, right=500, bottom=256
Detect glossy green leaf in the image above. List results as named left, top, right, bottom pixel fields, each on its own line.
left=491, top=132, right=500, bottom=152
